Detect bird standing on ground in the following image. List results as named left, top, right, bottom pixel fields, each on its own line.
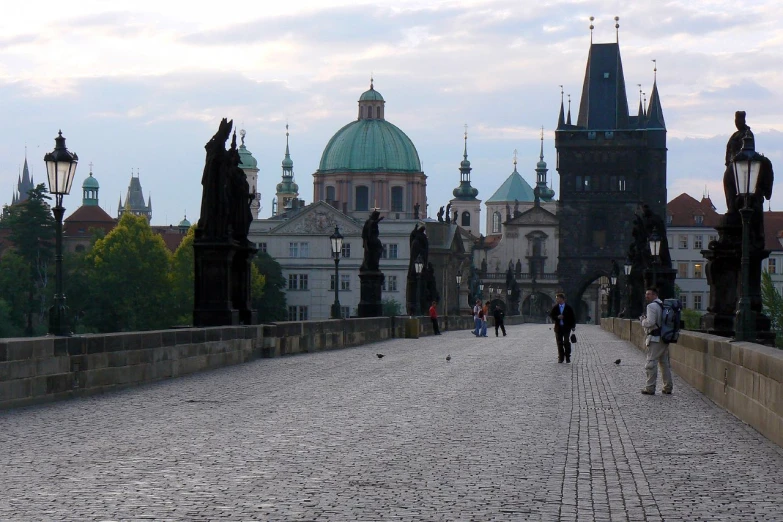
left=446, top=354, right=451, bottom=362
left=614, top=359, right=621, bottom=365
left=376, top=354, right=385, bottom=359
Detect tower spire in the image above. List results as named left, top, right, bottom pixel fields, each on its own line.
left=566, top=94, right=572, bottom=125
left=589, top=16, right=594, bottom=44
left=615, top=16, right=620, bottom=43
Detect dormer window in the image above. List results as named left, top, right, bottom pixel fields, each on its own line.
left=694, top=215, right=704, bottom=225
left=666, top=214, right=673, bottom=225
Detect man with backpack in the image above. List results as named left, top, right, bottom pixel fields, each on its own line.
left=639, top=286, right=674, bottom=395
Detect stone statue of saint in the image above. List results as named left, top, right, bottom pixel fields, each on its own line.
left=408, top=223, right=428, bottom=276
left=227, top=132, right=254, bottom=245
left=413, top=202, right=420, bottom=219
left=198, top=118, right=234, bottom=240
left=437, top=206, right=445, bottom=222
left=361, top=210, right=384, bottom=272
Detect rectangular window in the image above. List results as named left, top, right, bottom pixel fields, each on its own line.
left=387, top=275, right=398, bottom=292
left=679, top=235, right=688, bottom=249
left=289, top=242, right=298, bottom=258
left=340, top=274, right=350, bottom=291
left=695, top=215, right=704, bottom=225
left=330, top=274, right=336, bottom=291
left=584, top=175, right=592, bottom=191
left=618, top=176, right=626, bottom=191
left=389, top=244, right=398, bottom=259
left=289, top=242, right=309, bottom=258
left=709, top=235, right=718, bottom=244
left=667, top=236, right=673, bottom=249
left=694, top=235, right=703, bottom=250
left=694, top=263, right=703, bottom=279
left=694, top=294, right=702, bottom=311
left=341, top=243, right=351, bottom=258
left=340, top=306, right=350, bottom=319
left=678, top=262, right=689, bottom=278
left=288, top=274, right=308, bottom=290
left=769, top=258, right=777, bottom=274
left=575, top=175, right=583, bottom=192
left=681, top=294, right=688, bottom=309
left=391, top=187, right=404, bottom=212
left=298, top=306, right=308, bottom=321
left=300, top=242, right=309, bottom=257
left=257, top=242, right=267, bottom=253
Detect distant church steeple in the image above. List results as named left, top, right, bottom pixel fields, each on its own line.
left=118, top=169, right=152, bottom=222
left=82, top=162, right=100, bottom=206
left=534, top=128, right=555, bottom=202
left=449, top=125, right=481, bottom=237
left=13, top=155, right=35, bottom=205
left=275, top=125, right=299, bottom=215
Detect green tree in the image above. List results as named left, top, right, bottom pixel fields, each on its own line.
left=252, top=252, right=286, bottom=321
left=0, top=251, right=33, bottom=334
left=681, top=308, right=702, bottom=330
left=83, top=214, right=174, bottom=332
left=382, top=297, right=402, bottom=316
left=761, top=270, right=783, bottom=346
left=0, top=184, right=55, bottom=335
left=169, top=227, right=195, bottom=325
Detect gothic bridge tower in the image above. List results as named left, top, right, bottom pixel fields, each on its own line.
left=555, top=27, right=666, bottom=318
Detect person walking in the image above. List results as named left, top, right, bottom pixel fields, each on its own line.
left=480, top=301, right=489, bottom=337
left=429, top=301, right=441, bottom=335
left=640, top=286, right=673, bottom=395
left=493, top=305, right=506, bottom=337
left=473, top=299, right=482, bottom=336
left=548, top=292, right=576, bottom=363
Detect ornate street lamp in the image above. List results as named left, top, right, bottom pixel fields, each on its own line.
left=329, top=225, right=343, bottom=319
left=44, top=131, right=78, bottom=336
left=609, top=264, right=618, bottom=317
left=624, top=257, right=632, bottom=277
left=455, top=273, right=462, bottom=316
left=479, top=282, right=484, bottom=300
left=732, top=131, right=763, bottom=341
left=414, top=254, right=424, bottom=316
left=648, top=227, right=661, bottom=289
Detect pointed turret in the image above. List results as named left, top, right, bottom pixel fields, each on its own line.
left=81, top=164, right=100, bottom=206
left=534, top=128, right=556, bottom=202
left=557, top=87, right=566, bottom=129
left=566, top=94, right=572, bottom=126
left=646, top=78, right=665, bottom=129
left=452, top=127, right=479, bottom=200
left=576, top=42, right=630, bottom=129
left=275, top=125, right=299, bottom=215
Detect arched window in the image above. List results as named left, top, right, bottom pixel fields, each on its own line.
left=391, top=186, right=403, bottom=212
left=492, top=211, right=501, bottom=233
left=376, top=106, right=381, bottom=119
left=461, top=211, right=471, bottom=227
left=326, top=186, right=336, bottom=202
left=366, top=106, right=372, bottom=119
left=355, top=186, right=369, bottom=211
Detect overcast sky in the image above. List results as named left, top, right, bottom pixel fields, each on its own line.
left=1, top=0, right=781, bottom=229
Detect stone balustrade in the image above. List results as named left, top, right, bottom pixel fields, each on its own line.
left=0, top=314, right=522, bottom=410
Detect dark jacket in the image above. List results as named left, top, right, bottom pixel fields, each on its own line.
left=492, top=308, right=505, bottom=322
left=549, top=302, right=576, bottom=331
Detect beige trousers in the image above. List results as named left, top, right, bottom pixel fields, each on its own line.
left=644, top=341, right=673, bottom=392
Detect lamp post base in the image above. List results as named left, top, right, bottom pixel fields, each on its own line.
left=331, top=303, right=342, bottom=319
left=48, top=301, right=71, bottom=337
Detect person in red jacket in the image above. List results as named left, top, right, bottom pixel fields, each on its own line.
left=429, top=301, right=441, bottom=335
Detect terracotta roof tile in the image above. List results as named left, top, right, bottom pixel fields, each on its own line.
left=667, top=193, right=721, bottom=228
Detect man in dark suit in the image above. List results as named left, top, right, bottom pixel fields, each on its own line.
left=548, top=292, right=576, bottom=363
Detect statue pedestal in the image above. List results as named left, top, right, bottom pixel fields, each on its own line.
left=193, top=241, right=240, bottom=327
left=358, top=270, right=384, bottom=318
left=231, top=243, right=258, bottom=325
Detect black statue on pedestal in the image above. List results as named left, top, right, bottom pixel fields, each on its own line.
left=437, top=206, right=445, bottom=222
left=703, top=111, right=774, bottom=339
left=361, top=210, right=384, bottom=272
left=358, top=210, right=385, bottom=317
left=194, top=118, right=257, bottom=327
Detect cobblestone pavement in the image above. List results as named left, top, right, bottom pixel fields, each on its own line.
left=2, top=325, right=783, bottom=521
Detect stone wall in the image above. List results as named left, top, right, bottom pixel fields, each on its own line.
left=601, top=317, right=783, bottom=448
left=0, top=314, right=500, bottom=410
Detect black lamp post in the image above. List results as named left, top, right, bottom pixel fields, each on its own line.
left=648, top=227, right=661, bottom=289
left=44, top=131, right=78, bottom=336
left=623, top=257, right=633, bottom=317
left=330, top=225, right=343, bottom=319
left=455, top=273, right=462, bottom=315
left=414, top=254, right=424, bottom=316
left=732, top=131, right=763, bottom=342
left=609, top=265, right=618, bottom=317
left=479, top=283, right=484, bottom=301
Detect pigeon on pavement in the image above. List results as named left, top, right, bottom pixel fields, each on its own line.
left=614, top=359, right=621, bottom=365
left=446, top=354, right=451, bottom=362
left=376, top=354, right=385, bottom=359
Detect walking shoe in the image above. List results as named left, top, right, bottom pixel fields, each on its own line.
left=558, top=359, right=564, bottom=363
left=565, top=357, right=571, bottom=363
left=641, top=389, right=655, bottom=395
left=662, top=389, right=672, bottom=395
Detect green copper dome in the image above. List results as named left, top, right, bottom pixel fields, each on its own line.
left=82, top=172, right=99, bottom=189
left=359, top=86, right=385, bottom=102
left=318, top=119, right=422, bottom=173
left=179, top=216, right=191, bottom=228
left=237, top=130, right=257, bottom=169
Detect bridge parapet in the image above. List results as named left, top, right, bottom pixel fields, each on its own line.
left=600, top=317, right=783, bottom=449
left=0, top=314, right=501, bottom=410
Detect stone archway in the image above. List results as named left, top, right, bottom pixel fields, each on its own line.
left=567, top=272, right=613, bottom=324
left=522, top=291, right=553, bottom=323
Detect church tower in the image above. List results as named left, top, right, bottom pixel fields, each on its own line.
left=534, top=128, right=555, bottom=202
left=449, top=128, right=481, bottom=237
left=275, top=125, right=299, bottom=216
left=118, top=170, right=152, bottom=222
left=555, top=21, right=667, bottom=314
left=82, top=164, right=100, bottom=206
left=12, top=156, right=35, bottom=205
left=237, top=129, right=260, bottom=219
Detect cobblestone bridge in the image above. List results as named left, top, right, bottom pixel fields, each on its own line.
left=1, top=325, right=782, bottom=521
